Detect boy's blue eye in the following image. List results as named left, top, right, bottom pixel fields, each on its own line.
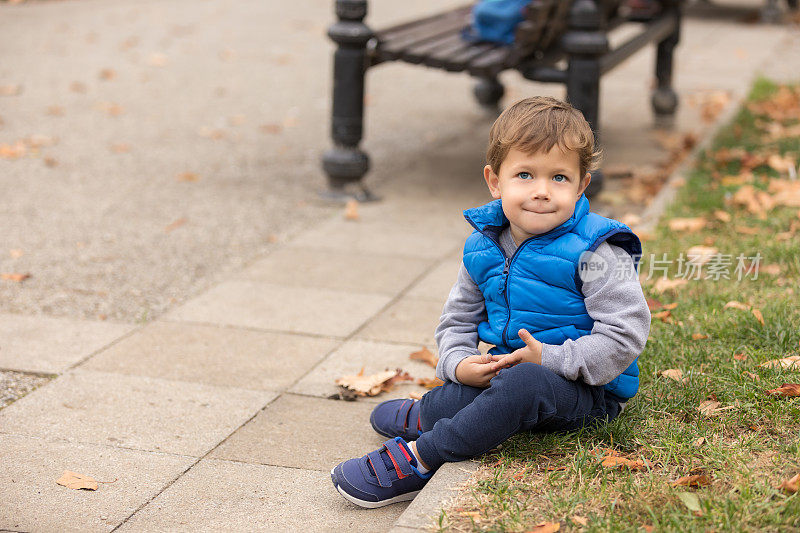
left=517, top=172, right=532, bottom=179
left=552, top=174, right=568, bottom=182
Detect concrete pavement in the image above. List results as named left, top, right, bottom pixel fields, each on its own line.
left=1, top=0, right=799, bottom=531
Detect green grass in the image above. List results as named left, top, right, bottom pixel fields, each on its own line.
left=437, top=79, right=800, bottom=532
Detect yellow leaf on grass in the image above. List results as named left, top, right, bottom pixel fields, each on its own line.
left=697, top=400, right=722, bottom=416
left=765, top=383, right=800, bottom=397
left=530, top=521, right=560, bottom=532
left=780, top=472, right=800, bottom=494
left=686, top=246, right=719, bottom=265
left=571, top=515, right=588, bottom=527
left=653, top=278, right=688, bottom=294
left=692, top=333, right=709, bottom=340
left=671, top=473, right=713, bottom=487
left=601, top=455, right=647, bottom=470
left=713, top=210, right=732, bottom=222
left=56, top=471, right=98, bottom=490
left=409, top=347, right=438, bottom=368
left=724, top=301, right=751, bottom=311
left=660, top=369, right=685, bottom=382
left=336, top=369, right=399, bottom=397
left=743, top=371, right=760, bottom=381
left=668, top=217, right=707, bottom=232
left=759, top=355, right=800, bottom=370
left=751, top=308, right=765, bottom=326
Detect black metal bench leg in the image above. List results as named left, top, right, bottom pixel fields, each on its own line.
left=321, top=0, right=376, bottom=201
left=473, top=77, right=505, bottom=112
left=563, top=0, right=608, bottom=197
left=651, top=0, right=680, bottom=117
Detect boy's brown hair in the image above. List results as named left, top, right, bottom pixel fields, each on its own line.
left=486, top=96, right=601, bottom=180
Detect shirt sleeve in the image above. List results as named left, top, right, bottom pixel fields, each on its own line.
left=539, top=241, right=651, bottom=386
left=434, top=262, right=487, bottom=383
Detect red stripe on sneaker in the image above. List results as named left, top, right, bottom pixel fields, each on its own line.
left=385, top=449, right=407, bottom=479
left=398, top=443, right=413, bottom=463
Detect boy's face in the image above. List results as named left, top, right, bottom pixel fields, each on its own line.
left=484, top=146, right=591, bottom=245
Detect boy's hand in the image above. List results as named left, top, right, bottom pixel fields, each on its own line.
left=455, top=354, right=498, bottom=388
left=489, top=329, right=542, bottom=371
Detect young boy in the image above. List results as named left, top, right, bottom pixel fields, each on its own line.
left=331, top=96, right=651, bottom=508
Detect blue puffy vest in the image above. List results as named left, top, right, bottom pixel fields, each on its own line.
left=462, top=195, right=642, bottom=399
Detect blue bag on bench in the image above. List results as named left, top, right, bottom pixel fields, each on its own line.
left=464, top=0, right=531, bottom=45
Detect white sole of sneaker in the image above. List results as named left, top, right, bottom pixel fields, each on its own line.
left=330, top=467, right=420, bottom=508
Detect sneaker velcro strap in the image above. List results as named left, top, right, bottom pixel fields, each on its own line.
left=366, top=450, right=392, bottom=488
left=398, top=400, right=412, bottom=430
left=383, top=438, right=413, bottom=478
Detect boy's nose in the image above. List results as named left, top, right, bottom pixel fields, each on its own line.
left=530, top=181, right=550, bottom=199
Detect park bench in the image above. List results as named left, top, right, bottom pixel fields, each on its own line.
left=321, top=0, right=682, bottom=199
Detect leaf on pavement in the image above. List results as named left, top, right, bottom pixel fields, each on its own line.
left=56, top=471, right=98, bottom=491
left=416, top=376, right=444, bottom=389
left=344, top=199, right=359, bottom=221
left=1, top=272, right=31, bottom=282
left=410, top=347, right=438, bottom=368
left=380, top=369, right=414, bottom=393
left=765, top=383, right=800, bottom=397
left=759, top=355, right=800, bottom=370
left=176, top=172, right=199, bottom=182
left=336, top=369, right=402, bottom=397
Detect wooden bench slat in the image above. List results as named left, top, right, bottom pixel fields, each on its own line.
left=401, top=32, right=467, bottom=64
left=376, top=8, right=471, bottom=59
left=437, top=42, right=500, bottom=72
left=466, top=46, right=512, bottom=77
left=375, top=5, right=472, bottom=42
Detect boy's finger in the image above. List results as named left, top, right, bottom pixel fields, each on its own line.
left=518, top=329, right=537, bottom=349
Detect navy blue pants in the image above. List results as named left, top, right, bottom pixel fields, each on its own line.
left=414, top=363, right=623, bottom=470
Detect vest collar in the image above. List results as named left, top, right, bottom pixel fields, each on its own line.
left=464, top=195, right=590, bottom=242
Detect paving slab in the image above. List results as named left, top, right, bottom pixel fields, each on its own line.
left=211, top=393, right=386, bottom=471
left=80, top=321, right=337, bottom=391
left=355, top=297, right=445, bottom=346
left=0, top=313, right=133, bottom=374
left=289, top=339, right=438, bottom=402
left=236, top=247, right=434, bottom=296
left=288, top=216, right=465, bottom=260
left=116, top=458, right=408, bottom=532
left=0, top=369, right=274, bottom=456
left=0, top=433, right=194, bottom=533
left=405, top=255, right=462, bottom=303
left=163, top=280, right=392, bottom=337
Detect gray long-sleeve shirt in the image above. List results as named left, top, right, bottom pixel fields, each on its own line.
left=435, top=227, right=651, bottom=389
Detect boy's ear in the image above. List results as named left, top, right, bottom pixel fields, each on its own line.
left=484, top=165, right=501, bottom=199
left=577, top=172, right=592, bottom=197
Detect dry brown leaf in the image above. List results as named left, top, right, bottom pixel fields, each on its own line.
left=530, top=522, right=560, bottom=533
left=767, top=179, right=800, bottom=207
left=44, top=157, right=58, bottom=168
left=336, top=369, right=399, bottom=397
left=653, top=278, right=688, bottom=294
left=693, top=437, right=706, bottom=447
left=761, top=263, right=782, bottom=275
left=164, top=217, right=187, bottom=233
left=759, top=355, right=800, bottom=370
left=0, top=84, right=22, bottom=96
left=260, top=123, right=282, bottom=135
left=409, top=347, right=438, bottom=368
left=601, top=455, right=647, bottom=470
left=416, top=376, right=444, bottom=389
left=751, top=308, right=765, bottom=326
left=198, top=126, right=225, bottom=140
left=671, top=473, right=713, bottom=487
left=767, top=153, right=796, bottom=174
left=733, top=353, right=748, bottom=361
left=56, top=471, right=98, bottom=490
left=408, top=391, right=423, bottom=400
left=0, top=141, right=27, bottom=159
left=780, top=472, right=800, bottom=494
left=743, top=371, right=760, bottom=381
left=663, top=302, right=679, bottom=310
left=652, top=310, right=672, bottom=322
left=692, top=333, right=709, bottom=340
left=697, top=400, right=722, bottom=416
left=344, top=199, right=359, bottom=221
left=110, top=143, right=131, bottom=154
left=380, top=370, right=414, bottom=392
left=646, top=297, right=664, bottom=311
left=668, top=217, right=707, bottom=232
left=1, top=272, right=30, bottom=282
left=99, top=68, right=116, bottom=80
left=713, top=210, right=732, bottom=223
left=724, top=301, right=751, bottom=311
left=176, top=172, right=199, bottom=182
left=571, top=515, right=588, bottom=527
left=765, top=383, right=800, bottom=397
left=686, top=246, right=719, bottom=265
left=660, top=369, right=685, bottom=382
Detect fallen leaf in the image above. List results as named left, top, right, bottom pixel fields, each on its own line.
left=336, top=369, right=400, bottom=397
left=652, top=310, right=672, bottom=322
left=692, top=333, right=709, bottom=340
left=0, top=84, right=22, bottom=96
left=765, top=383, right=800, bottom=397
left=686, top=246, right=718, bottom=265
left=759, top=355, right=800, bottom=370
left=56, top=471, right=98, bottom=490
left=724, top=301, right=751, bottom=311
left=46, top=105, right=64, bottom=116
left=671, top=473, right=713, bottom=487
left=663, top=302, right=679, bottom=310
left=149, top=53, right=168, bottom=66
left=260, top=123, right=283, bottom=135
left=99, top=68, right=116, bottom=80
left=768, top=153, right=796, bottom=174
left=164, top=217, right=187, bottom=233
left=646, top=297, right=664, bottom=311
left=653, top=278, right=688, bottom=294
left=9, top=249, right=24, bottom=259
left=416, top=376, right=444, bottom=389
left=713, top=210, right=732, bottom=222
left=408, top=390, right=423, bottom=400
left=693, top=437, right=706, bottom=447
left=1, top=272, right=31, bottom=282
left=733, top=353, right=747, bottom=361
left=677, top=491, right=701, bottom=512
left=743, top=371, right=760, bottom=381
left=660, top=369, right=685, bottom=382
left=601, top=455, right=647, bottom=470
left=43, top=157, right=57, bottom=167
left=380, top=369, right=414, bottom=392
left=571, top=515, right=588, bottom=527
left=620, top=213, right=641, bottom=227
left=95, top=102, right=125, bottom=116
left=668, top=217, right=707, bottom=232
left=751, top=308, right=765, bottom=326
left=409, top=347, right=438, bottom=368
left=0, top=141, right=27, bottom=159
left=530, top=522, right=560, bottom=533
left=110, top=143, right=131, bottom=154
left=344, top=199, right=359, bottom=221
left=176, top=172, right=199, bottom=182
left=780, top=472, right=800, bottom=494
left=697, top=400, right=722, bottom=416
left=735, top=225, right=760, bottom=235
left=760, top=264, right=781, bottom=276
left=69, top=81, right=87, bottom=93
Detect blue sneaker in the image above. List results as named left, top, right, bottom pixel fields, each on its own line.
left=370, top=399, right=422, bottom=441
left=331, top=437, right=432, bottom=508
